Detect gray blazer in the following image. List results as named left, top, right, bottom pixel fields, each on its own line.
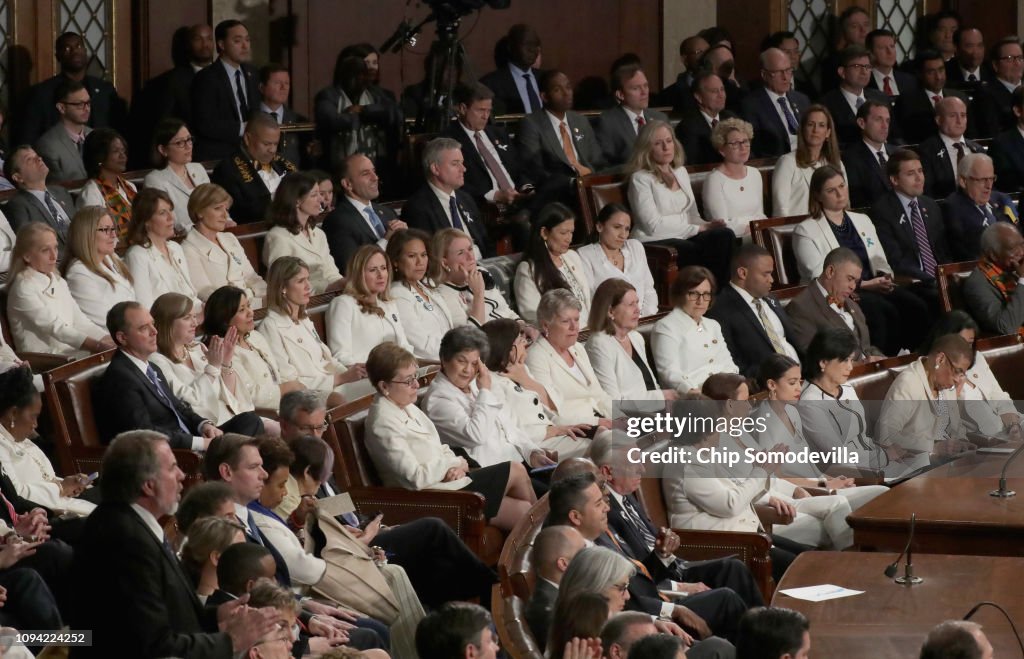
left=516, top=109, right=606, bottom=191
left=596, top=105, right=669, bottom=167
left=963, top=267, right=1024, bottom=335
left=4, top=187, right=75, bottom=262
left=35, top=123, right=90, bottom=183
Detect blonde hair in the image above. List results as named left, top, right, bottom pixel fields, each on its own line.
left=180, top=516, right=244, bottom=584
left=151, top=292, right=194, bottom=363
left=265, top=256, right=310, bottom=319
left=187, top=183, right=234, bottom=228
left=625, top=120, right=684, bottom=176
left=428, top=228, right=474, bottom=284
left=62, top=206, right=133, bottom=287
left=710, top=117, right=754, bottom=151
left=588, top=278, right=637, bottom=335
left=9, top=222, right=57, bottom=282
left=343, top=244, right=392, bottom=317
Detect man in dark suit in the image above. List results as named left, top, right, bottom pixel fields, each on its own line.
left=403, top=137, right=494, bottom=257
left=818, top=6, right=871, bottom=94
left=946, top=27, right=995, bottom=89
left=321, top=153, right=404, bottom=276
left=3, top=146, right=74, bottom=263
left=703, top=44, right=748, bottom=114
left=258, top=63, right=309, bottom=168
left=944, top=152, right=1020, bottom=262
left=819, top=45, right=892, bottom=147
left=657, top=35, right=709, bottom=112
left=479, top=24, right=543, bottom=115
left=981, top=36, right=1024, bottom=136
left=211, top=113, right=296, bottom=223
left=740, top=48, right=811, bottom=158
left=516, top=70, right=606, bottom=209
left=191, top=20, right=260, bottom=161
left=705, top=244, right=800, bottom=376
left=842, top=100, right=897, bottom=209
left=163, top=24, right=215, bottom=123
left=16, top=32, right=127, bottom=146
left=991, top=86, right=1024, bottom=191
left=675, top=72, right=736, bottom=166
left=870, top=148, right=952, bottom=285
left=918, top=96, right=985, bottom=199
left=596, top=64, right=669, bottom=167
left=786, top=248, right=884, bottom=357
left=96, top=302, right=263, bottom=448
left=866, top=29, right=918, bottom=103
left=524, top=525, right=586, bottom=652
left=898, top=50, right=972, bottom=144
left=70, top=430, right=277, bottom=658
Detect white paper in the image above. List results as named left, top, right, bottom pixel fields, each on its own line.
left=318, top=492, right=356, bottom=517
left=977, top=448, right=1016, bottom=454
left=777, top=584, right=864, bottom=602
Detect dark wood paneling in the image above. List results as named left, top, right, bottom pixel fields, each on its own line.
left=951, top=0, right=1019, bottom=51
left=717, top=0, right=782, bottom=83
left=133, top=0, right=209, bottom=91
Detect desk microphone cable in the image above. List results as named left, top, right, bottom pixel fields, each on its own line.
left=963, top=601, right=1024, bottom=657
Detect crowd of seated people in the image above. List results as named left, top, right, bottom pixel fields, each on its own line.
left=0, top=9, right=1022, bottom=657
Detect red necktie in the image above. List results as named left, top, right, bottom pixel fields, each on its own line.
left=710, top=118, right=719, bottom=129
left=932, top=95, right=941, bottom=107
left=883, top=76, right=894, bottom=95
left=636, top=115, right=645, bottom=130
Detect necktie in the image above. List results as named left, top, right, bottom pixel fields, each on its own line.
left=777, top=96, right=798, bottom=135
left=474, top=132, right=514, bottom=192
left=755, top=299, right=787, bottom=355
left=523, top=73, right=541, bottom=113
left=877, top=150, right=887, bottom=167
left=967, top=73, right=978, bottom=83
left=636, top=115, right=646, bottom=131
left=234, top=69, right=250, bottom=119
left=883, top=76, right=894, bottom=95
left=145, top=365, right=190, bottom=434
left=908, top=199, right=938, bottom=278
left=710, top=117, right=719, bottom=129
left=245, top=511, right=265, bottom=546
left=931, top=95, right=942, bottom=107
left=265, top=110, right=280, bottom=124
left=448, top=196, right=466, bottom=231
left=604, top=531, right=669, bottom=601
left=979, top=203, right=997, bottom=227
left=364, top=206, right=387, bottom=238
left=43, top=191, right=64, bottom=226
left=621, top=496, right=657, bottom=551
left=954, top=142, right=966, bottom=166
left=855, top=96, right=866, bottom=109
left=559, top=122, right=592, bottom=176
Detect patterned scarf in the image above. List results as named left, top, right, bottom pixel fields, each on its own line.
left=978, top=258, right=1024, bottom=337
left=97, top=176, right=136, bottom=239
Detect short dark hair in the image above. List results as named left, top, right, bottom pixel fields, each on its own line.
left=203, top=434, right=260, bottom=481
left=761, top=31, right=797, bottom=53
left=611, top=62, right=645, bottom=93
left=952, top=27, right=980, bottom=50
left=866, top=28, right=896, bottom=51
left=82, top=127, right=127, bottom=179
left=546, top=472, right=598, bottom=527
left=453, top=82, right=494, bottom=107
left=803, top=328, right=860, bottom=380
left=539, top=69, right=567, bottom=95
left=415, top=602, right=492, bottom=659
left=916, top=48, right=946, bottom=72
left=698, top=26, right=732, bottom=46
left=289, top=436, right=333, bottom=483
left=214, top=19, right=245, bottom=46
left=601, top=612, right=658, bottom=658
left=259, top=62, right=288, bottom=86
left=176, top=481, right=235, bottom=535
left=55, top=32, right=82, bottom=53
left=627, top=633, right=685, bottom=659
left=670, top=265, right=715, bottom=308
left=4, top=145, right=33, bottom=184
left=735, top=607, right=809, bottom=659
left=690, top=70, right=722, bottom=96
left=920, top=621, right=985, bottom=659
left=919, top=310, right=980, bottom=354
left=730, top=243, right=771, bottom=275
left=216, top=542, right=272, bottom=596
left=838, top=44, right=870, bottom=67
left=106, top=300, right=143, bottom=344
left=53, top=78, right=87, bottom=105
left=856, top=98, right=890, bottom=121
left=0, top=367, right=38, bottom=416
left=838, top=5, right=869, bottom=28
left=886, top=148, right=922, bottom=178
left=256, top=436, right=294, bottom=475
left=101, top=431, right=166, bottom=504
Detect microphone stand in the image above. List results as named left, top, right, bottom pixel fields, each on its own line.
left=884, top=513, right=922, bottom=585
left=989, top=440, right=1024, bottom=497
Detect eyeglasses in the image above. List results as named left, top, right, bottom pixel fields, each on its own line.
left=844, top=63, right=872, bottom=71
left=517, top=329, right=534, bottom=347
left=390, top=376, right=418, bottom=387
left=169, top=136, right=194, bottom=148
left=296, top=421, right=329, bottom=433
left=610, top=581, right=629, bottom=593
left=96, top=226, right=117, bottom=235
left=62, top=100, right=91, bottom=108
left=686, top=291, right=713, bottom=301
left=725, top=139, right=750, bottom=148
left=941, top=354, right=968, bottom=378
left=998, top=55, right=1024, bottom=63
left=966, top=176, right=997, bottom=185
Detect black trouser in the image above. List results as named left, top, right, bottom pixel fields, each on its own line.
left=0, top=567, right=62, bottom=631
left=679, top=587, right=748, bottom=642
left=17, top=539, right=73, bottom=616
left=648, top=226, right=737, bottom=292
left=218, top=411, right=264, bottom=437
left=858, top=285, right=933, bottom=354
left=681, top=556, right=765, bottom=607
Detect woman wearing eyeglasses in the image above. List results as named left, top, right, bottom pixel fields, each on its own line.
left=387, top=228, right=454, bottom=361
left=64, top=206, right=136, bottom=326
left=143, top=118, right=214, bottom=233
left=651, top=266, right=737, bottom=394
left=702, top=118, right=766, bottom=239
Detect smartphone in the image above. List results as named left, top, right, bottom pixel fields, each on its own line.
left=358, top=512, right=384, bottom=530
left=86, top=472, right=99, bottom=483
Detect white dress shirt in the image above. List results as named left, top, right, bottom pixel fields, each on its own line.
left=325, top=294, right=413, bottom=366
left=839, top=87, right=867, bottom=116
left=729, top=283, right=799, bottom=361
left=64, top=255, right=137, bottom=326
left=7, top=269, right=106, bottom=357
left=871, top=69, right=900, bottom=95
left=389, top=282, right=454, bottom=360
left=125, top=241, right=201, bottom=311
left=701, top=167, right=766, bottom=237
left=346, top=195, right=388, bottom=249
left=939, top=132, right=969, bottom=179
left=816, top=280, right=854, bottom=331
left=262, top=225, right=343, bottom=295
left=576, top=241, right=659, bottom=316
left=651, top=309, right=738, bottom=393
left=182, top=228, right=267, bottom=305
left=0, top=425, right=96, bottom=516
left=628, top=167, right=704, bottom=242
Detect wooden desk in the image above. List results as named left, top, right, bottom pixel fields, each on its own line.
left=849, top=451, right=1024, bottom=555
left=772, top=552, right=1024, bottom=659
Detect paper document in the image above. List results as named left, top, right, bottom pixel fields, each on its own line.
left=977, top=448, right=1017, bottom=454
left=777, top=584, right=864, bottom=602
left=318, top=493, right=357, bottom=517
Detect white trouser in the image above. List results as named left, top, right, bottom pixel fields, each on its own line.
left=775, top=494, right=854, bottom=550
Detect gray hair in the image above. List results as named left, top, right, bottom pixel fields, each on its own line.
left=559, top=546, right=635, bottom=604
left=536, top=288, right=583, bottom=326
left=439, top=325, right=491, bottom=363
left=279, top=389, right=327, bottom=423
left=760, top=47, right=786, bottom=70
left=422, top=137, right=462, bottom=178
left=979, top=222, right=1018, bottom=258
left=920, top=621, right=984, bottom=659
left=100, top=430, right=167, bottom=503
left=589, top=430, right=635, bottom=469
left=957, top=151, right=991, bottom=180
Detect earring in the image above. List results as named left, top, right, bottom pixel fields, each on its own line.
left=7, top=417, right=13, bottom=430
left=768, top=389, right=777, bottom=400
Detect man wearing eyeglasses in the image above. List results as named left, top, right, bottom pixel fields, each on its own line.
left=675, top=72, right=736, bottom=166
left=980, top=37, right=1024, bottom=135
left=740, top=48, right=810, bottom=158
left=943, top=152, right=1019, bottom=262
left=820, top=45, right=892, bottom=147
left=35, top=79, right=91, bottom=183
left=964, top=222, right=1024, bottom=335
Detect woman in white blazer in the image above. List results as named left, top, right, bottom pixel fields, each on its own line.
left=575, top=204, right=659, bottom=316
left=364, top=342, right=537, bottom=531
left=387, top=229, right=454, bottom=361
left=430, top=228, right=524, bottom=329
left=124, top=188, right=202, bottom=312
left=257, top=256, right=364, bottom=402
left=0, top=211, right=14, bottom=275
left=181, top=183, right=267, bottom=306
left=142, top=118, right=214, bottom=233
left=652, top=266, right=738, bottom=394
left=203, top=286, right=307, bottom=411
left=702, top=118, right=766, bottom=239
left=262, top=172, right=344, bottom=295
left=514, top=203, right=592, bottom=325
left=63, top=206, right=136, bottom=326
left=422, top=326, right=551, bottom=469
left=626, top=120, right=735, bottom=287
left=525, top=290, right=614, bottom=429
left=771, top=105, right=847, bottom=216
left=6, top=223, right=113, bottom=358
left=584, top=279, right=675, bottom=408
left=481, top=319, right=591, bottom=459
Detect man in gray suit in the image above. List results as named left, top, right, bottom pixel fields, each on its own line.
left=597, top=63, right=669, bottom=167
left=35, top=78, right=91, bottom=183
left=786, top=247, right=885, bottom=359
left=524, top=525, right=586, bottom=652
left=963, top=222, right=1024, bottom=335
left=3, top=146, right=75, bottom=262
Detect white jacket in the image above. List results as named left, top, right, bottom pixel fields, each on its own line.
left=7, top=269, right=106, bottom=357
left=792, top=211, right=891, bottom=283
left=233, top=331, right=287, bottom=410
left=182, top=229, right=267, bottom=305
left=257, top=308, right=342, bottom=392
left=651, top=309, right=737, bottom=393
left=77, top=178, right=137, bottom=211
left=771, top=153, right=847, bottom=216
left=64, top=256, right=137, bottom=326
left=628, top=167, right=703, bottom=242
left=514, top=250, right=592, bottom=325
left=249, top=507, right=326, bottom=587
left=125, top=241, right=201, bottom=310
left=576, top=241, right=659, bottom=316
left=389, top=282, right=454, bottom=360
left=325, top=295, right=412, bottom=366
left=0, top=425, right=95, bottom=516
left=143, top=163, right=211, bottom=232
left=435, top=282, right=519, bottom=328
left=877, top=357, right=965, bottom=452
left=525, top=336, right=611, bottom=425
left=584, top=331, right=665, bottom=403
left=262, top=225, right=342, bottom=295
left=150, top=343, right=255, bottom=424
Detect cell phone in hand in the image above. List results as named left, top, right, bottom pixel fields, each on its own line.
left=358, top=512, right=384, bottom=530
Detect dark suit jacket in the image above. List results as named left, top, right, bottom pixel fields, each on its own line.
left=943, top=188, right=1020, bottom=261
left=918, top=135, right=985, bottom=199
left=96, top=350, right=207, bottom=448
left=321, top=198, right=399, bottom=276
left=5, top=187, right=74, bottom=262
left=126, top=65, right=199, bottom=166
left=675, top=108, right=737, bottom=166
left=945, top=61, right=996, bottom=88
left=705, top=284, right=798, bottom=377
left=740, top=87, right=811, bottom=158
left=516, top=109, right=606, bottom=192
left=596, top=106, right=670, bottom=167
left=866, top=69, right=917, bottom=99
left=786, top=283, right=881, bottom=357
left=191, top=59, right=260, bottom=161
left=70, top=502, right=230, bottom=658
left=401, top=185, right=493, bottom=257
left=991, top=127, right=1024, bottom=192
left=819, top=88, right=891, bottom=147
left=657, top=72, right=696, bottom=114
left=17, top=74, right=127, bottom=146
left=896, top=87, right=970, bottom=144
left=842, top=140, right=896, bottom=209
left=524, top=579, right=557, bottom=651
left=978, top=80, right=1017, bottom=136
left=210, top=149, right=297, bottom=223
left=869, top=191, right=950, bottom=281
left=440, top=120, right=529, bottom=206
left=479, top=66, right=543, bottom=115
left=594, top=531, right=670, bottom=617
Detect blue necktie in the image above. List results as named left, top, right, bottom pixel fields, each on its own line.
left=448, top=196, right=466, bottom=231
left=777, top=96, right=798, bottom=135
left=44, top=192, right=65, bottom=227
left=246, top=511, right=265, bottom=546
left=234, top=69, right=249, bottom=119
left=364, top=206, right=387, bottom=239
left=980, top=204, right=997, bottom=227
left=145, top=365, right=190, bottom=434
left=523, top=73, right=541, bottom=113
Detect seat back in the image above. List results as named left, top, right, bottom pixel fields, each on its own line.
left=43, top=351, right=116, bottom=476
left=750, top=215, right=808, bottom=287
left=638, top=477, right=669, bottom=528
left=936, top=260, right=978, bottom=313
left=494, top=496, right=549, bottom=659
left=479, top=253, right=524, bottom=311
left=225, top=221, right=272, bottom=277
left=577, top=174, right=628, bottom=239
left=325, top=395, right=378, bottom=491
left=253, top=290, right=341, bottom=339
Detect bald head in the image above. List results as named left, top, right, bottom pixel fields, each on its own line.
left=532, top=525, right=587, bottom=583
left=936, top=96, right=968, bottom=139
left=552, top=457, right=599, bottom=484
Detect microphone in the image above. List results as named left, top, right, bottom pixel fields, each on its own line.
left=989, top=440, right=1024, bottom=497
left=883, top=512, right=923, bottom=585
left=963, top=601, right=1024, bottom=657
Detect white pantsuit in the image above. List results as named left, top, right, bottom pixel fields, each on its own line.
left=576, top=241, right=659, bottom=316
left=651, top=309, right=737, bottom=393
left=389, top=283, right=454, bottom=360
left=584, top=331, right=665, bottom=409
left=792, top=211, right=890, bottom=283
left=182, top=229, right=267, bottom=306
left=149, top=343, right=255, bottom=424
left=262, top=225, right=342, bottom=295
left=64, top=256, right=136, bottom=326
left=525, top=337, right=611, bottom=425
left=628, top=167, right=703, bottom=242
left=143, top=163, right=212, bottom=232
left=7, top=269, right=106, bottom=358
left=124, top=241, right=201, bottom=311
